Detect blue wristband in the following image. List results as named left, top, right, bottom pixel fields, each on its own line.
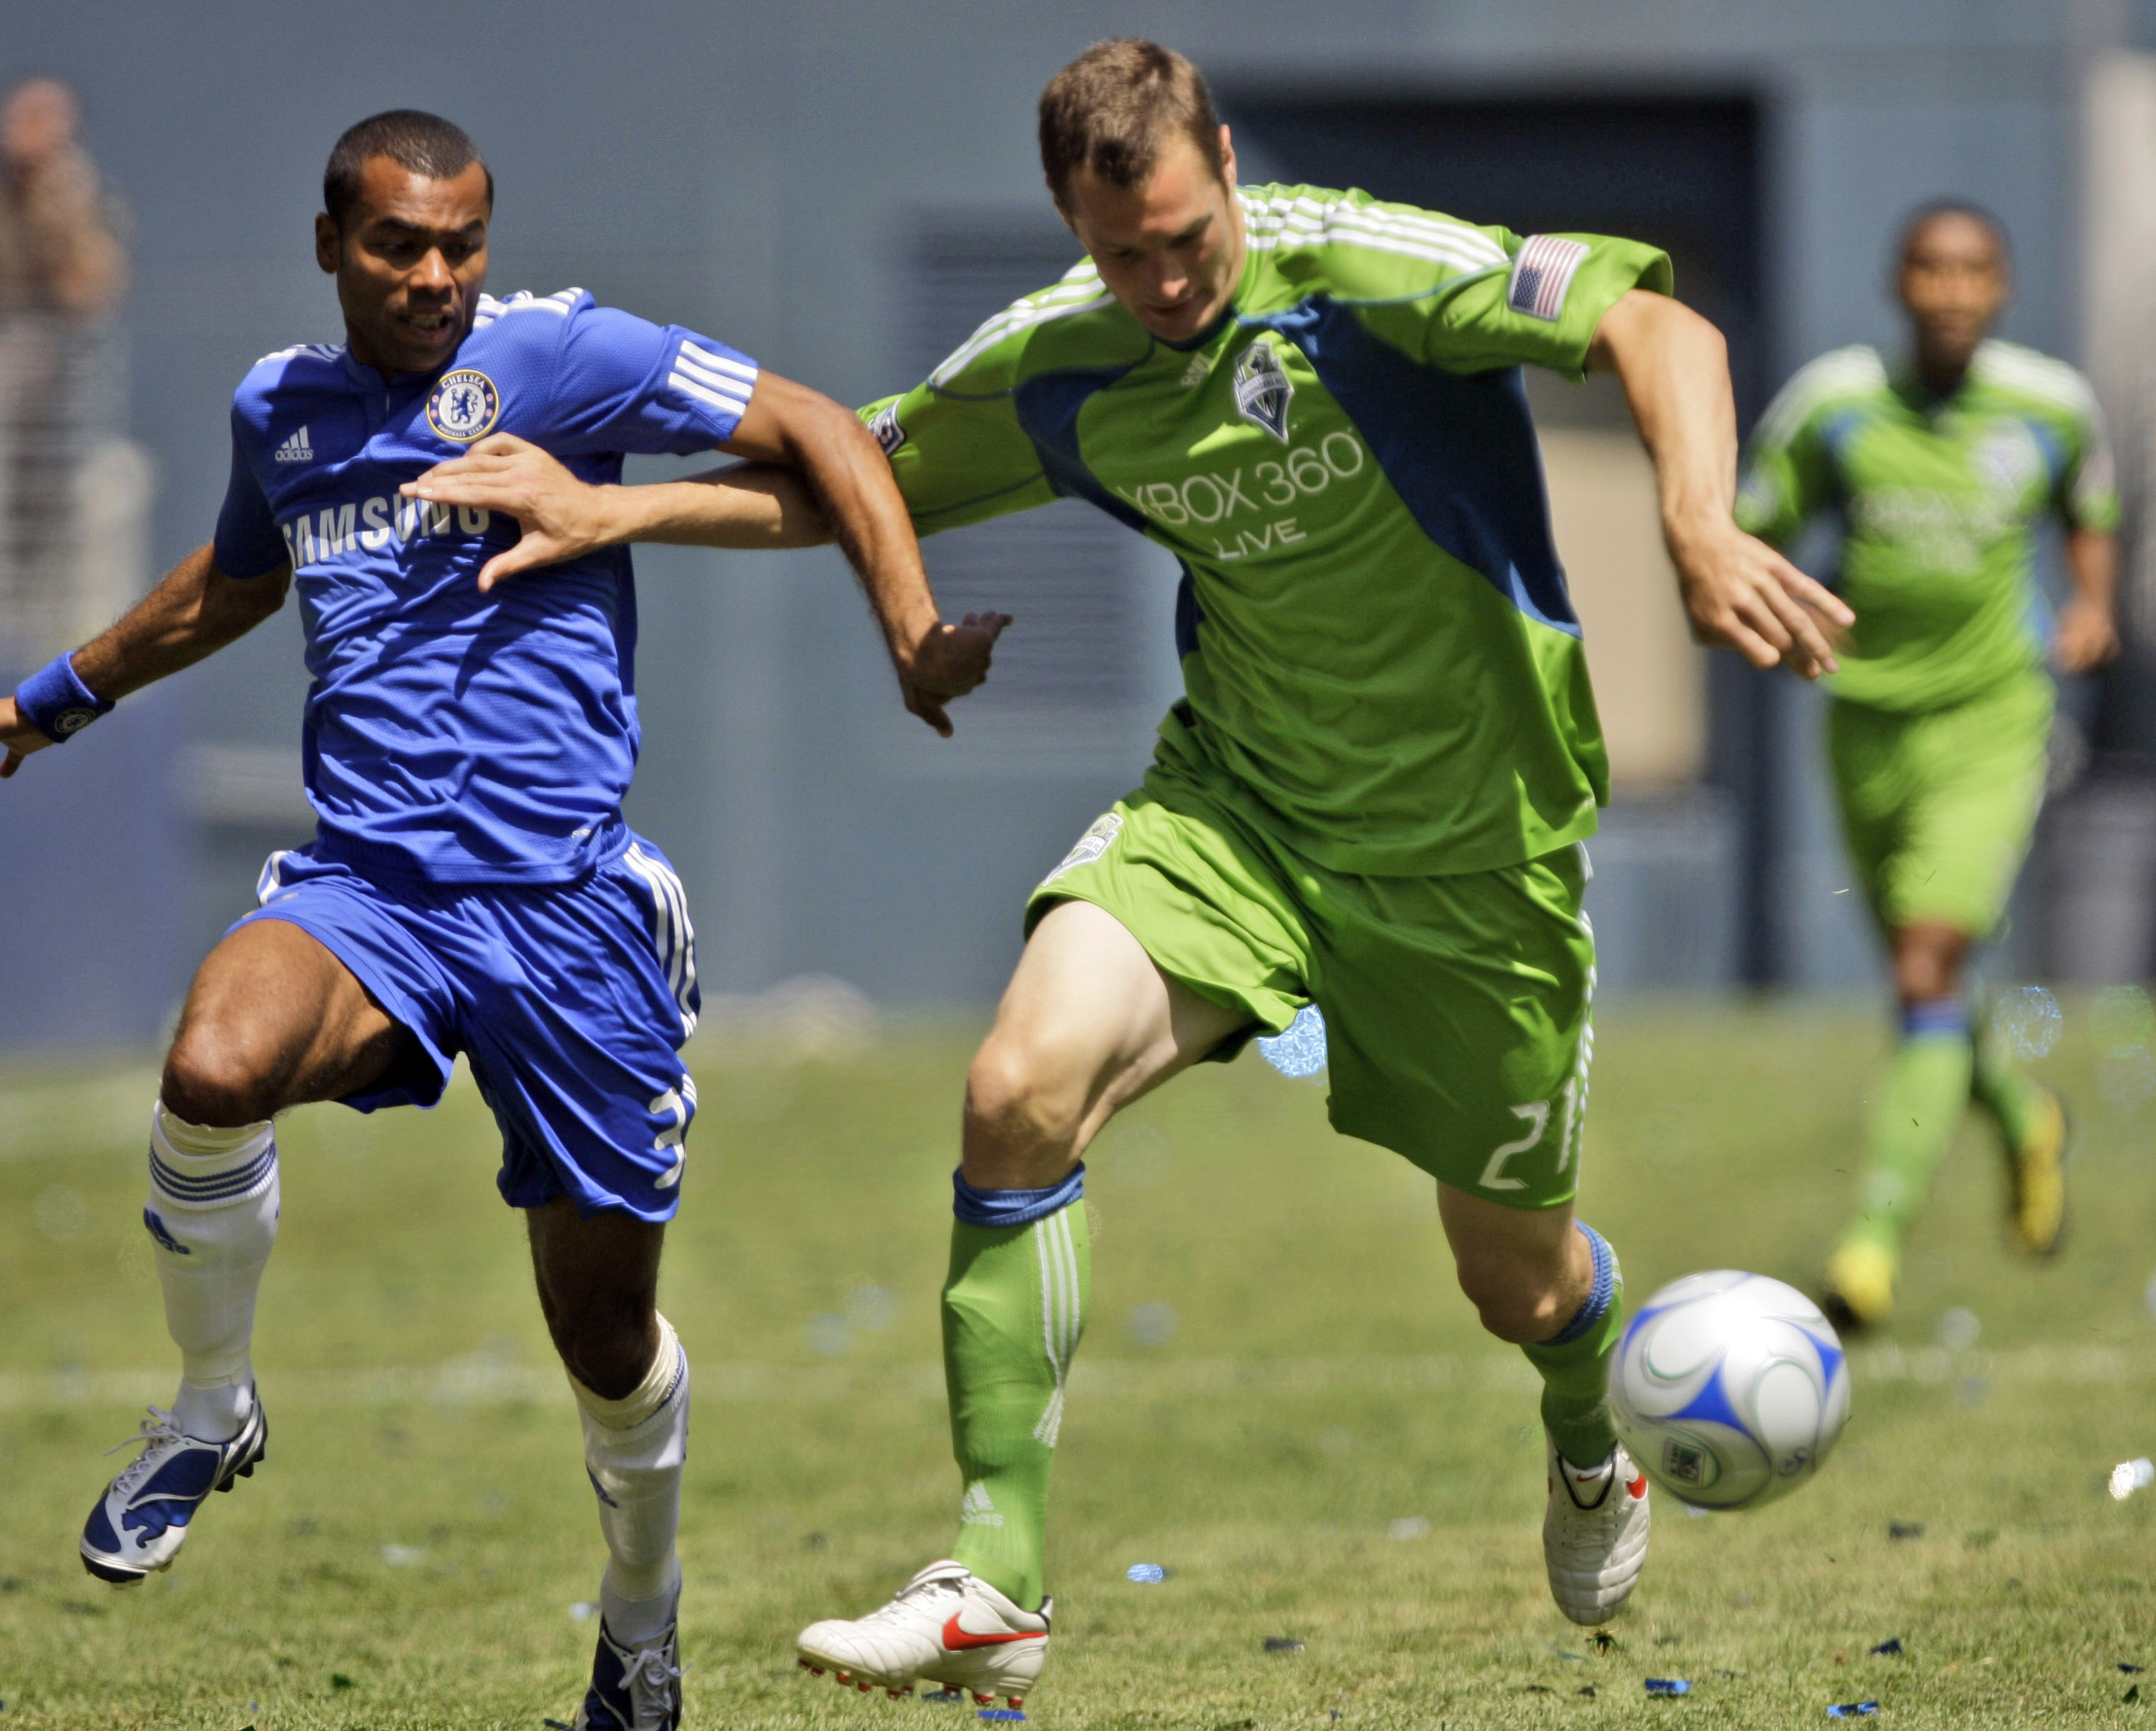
left=14, top=653, right=114, bottom=743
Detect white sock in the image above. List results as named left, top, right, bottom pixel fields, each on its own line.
left=147, top=1101, right=278, bottom=1442
left=570, top=1312, right=688, bottom=1642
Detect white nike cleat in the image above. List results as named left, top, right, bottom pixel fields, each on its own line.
left=796, top=1560, right=1050, bottom=1705
left=1543, top=1434, right=1650, bottom=1625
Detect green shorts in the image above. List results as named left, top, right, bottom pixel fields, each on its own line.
left=1025, top=755, right=1595, bottom=1209
left=1828, top=674, right=2051, bottom=937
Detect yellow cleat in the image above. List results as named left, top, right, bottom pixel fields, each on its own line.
left=1820, top=1239, right=1897, bottom=1332
left=2008, top=1086, right=2070, bottom=1257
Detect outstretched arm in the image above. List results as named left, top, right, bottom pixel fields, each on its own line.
left=406, top=375, right=1006, bottom=738
left=1588, top=290, right=1853, bottom=679
left=0, top=544, right=289, bottom=776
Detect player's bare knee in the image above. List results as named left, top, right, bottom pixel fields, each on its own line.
left=964, top=1037, right=1083, bottom=1164
left=161, top=1023, right=279, bottom=1128
left=549, top=1307, right=656, bottom=1402
left=1457, top=1259, right=1567, bottom=1345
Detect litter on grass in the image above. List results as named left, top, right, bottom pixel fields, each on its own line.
left=568, top=1601, right=597, bottom=1622
left=1126, top=1563, right=1167, bottom=1584
left=2121, top=1663, right=2147, bottom=1674
left=1991, top=985, right=2062, bottom=1059
left=922, top=1690, right=965, bottom=1704
left=2109, top=1458, right=2155, bottom=1500
left=1263, top=1638, right=1306, bottom=1653
left=977, top=1712, right=1026, bottom=1722
left=1825, top=1705, right=1879, bottom=1720
left=1257, top=1005, right=1327, bottom=1078
left=1868, top=1639, right=1903, bottom=1656
left=1644, top=1679, right=1690, bottom=1695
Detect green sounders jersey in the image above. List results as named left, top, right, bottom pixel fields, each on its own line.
left=862, top=184, right=1672, bottom=877
left=1737, top=339, right=2120, bottom=712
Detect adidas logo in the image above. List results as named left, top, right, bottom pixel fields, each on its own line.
left=273, top=425, right=313, bottom=464
left=960, top=1483, right=1005, bottom=1528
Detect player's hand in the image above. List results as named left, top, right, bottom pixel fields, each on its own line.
left=0, top=694, right=53, bottom=779
left=1669, top=519, right=1853, bottom=680
left=2053, top=594, right=2120, bottom=676
left=894, top=612, right=1012, bottom=737
left=403, top=434, right=622, bottom=593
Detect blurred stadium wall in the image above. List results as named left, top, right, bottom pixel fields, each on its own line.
left=4, top=1, right=2155, bottom=1048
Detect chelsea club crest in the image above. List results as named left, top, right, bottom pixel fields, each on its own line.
left=1232, top=340, right=1294, bottom=443
left=426, top=368, right=502, bottom=442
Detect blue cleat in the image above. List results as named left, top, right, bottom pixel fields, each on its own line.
left=575, top=1613, right=683, bottom=1730
left=79, top=1394, right=267, bottom=1585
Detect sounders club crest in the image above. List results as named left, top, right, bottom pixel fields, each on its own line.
left=426, top=368, right=502, bottom=442
left=1232, top=340, right=1294, bottom=443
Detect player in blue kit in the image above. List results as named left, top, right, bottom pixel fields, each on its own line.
left=0, top=111, right=1001, bottom=1731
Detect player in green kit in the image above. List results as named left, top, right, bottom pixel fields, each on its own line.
left=405, top=39, right=1849, bottom=1684
left=1737, top=203, right=2120, bottom=1330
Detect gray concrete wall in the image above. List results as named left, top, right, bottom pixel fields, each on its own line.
left=0, top=0, right=2132, bottom=1038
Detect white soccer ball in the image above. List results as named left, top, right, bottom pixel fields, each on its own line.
left=1609, top=1270, right=1850, bottom=1510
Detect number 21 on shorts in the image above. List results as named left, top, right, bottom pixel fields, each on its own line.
left=1478, top=1073, right=1586, bottom=1193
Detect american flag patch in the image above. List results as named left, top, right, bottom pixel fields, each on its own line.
left=1506, top=235, right=1591, bottom=322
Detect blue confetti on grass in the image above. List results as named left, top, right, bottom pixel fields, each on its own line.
left=1825, top=1705, right=1879, bottom=1720
left=977, top=1712, right=1027, bottom=1722
left=1257, top=1005, right=1327, bottom=1078
left=1126, top=1563, right=1167, bottom=1584
left=1645, top=1678, right=1690, bottom=1695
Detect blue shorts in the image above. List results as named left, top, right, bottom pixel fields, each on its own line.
left=238, top=837, right=701, bottom=1223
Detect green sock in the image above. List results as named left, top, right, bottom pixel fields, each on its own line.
left=1521, top=1222, right=1624, bottom=1466
left=1968, top=996, right=2042, bottom=1148
left=1840, top=1005, right=1975, bottom=1256
left=942, top=1194, right=1088, bottom=1611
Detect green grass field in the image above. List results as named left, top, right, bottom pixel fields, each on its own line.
left=4, top=999, right=2156, bottom=1728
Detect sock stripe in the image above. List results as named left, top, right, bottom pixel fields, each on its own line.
left=1544, top=1222, right=1616, bottom=1347
left=149, top=1145, right=278, bottom=1211
left=1901, top=995, right=1970, bottom=1040
left=1030, top=1205, right=1082, bottom=1447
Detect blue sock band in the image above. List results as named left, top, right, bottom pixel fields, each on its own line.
left=952, top=1164, right=1086, bottom=1229
left=1543, top=1222, right=1616, bottom=1347
left=1901, top=995, right=1970, bottom=1041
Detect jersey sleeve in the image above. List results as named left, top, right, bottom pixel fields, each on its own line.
left=1401, top=228, right=1674, bottom=378
left=2060, top=391, right=2122, bottom=533
left=211, top=408, right=288, bottom=579
left=857, top=380, right=1055, bottom=535
left=545, top=299, right=759, bottom=456
left=1735, top=374, right=1835, bottom=547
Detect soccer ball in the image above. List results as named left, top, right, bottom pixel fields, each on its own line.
left=1609, top=1270, right=1849, bottom=1510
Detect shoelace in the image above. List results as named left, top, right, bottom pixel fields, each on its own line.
left=623, top=1642, right=684, bottom=1729
left=101, top=1408, right=188, bottom=1499
left=857, top=1576, right=961, bottom=1628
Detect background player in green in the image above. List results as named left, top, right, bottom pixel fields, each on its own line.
left=1737, top=203, right=2120, bottom=1330
left=406, top=37, right=1850, bottom=1687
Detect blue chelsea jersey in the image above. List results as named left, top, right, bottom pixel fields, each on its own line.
left=213, top=287, right=757, bottom=884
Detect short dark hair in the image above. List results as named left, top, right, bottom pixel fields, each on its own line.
left=323, top=109, right=492, bottom=228
left=1898, top=200, right=2011, bottom=265
left=1038, top=39, right=1223, bottom=207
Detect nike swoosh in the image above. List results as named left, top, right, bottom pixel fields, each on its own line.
left=942, top=1614, right=1044, bottom=1651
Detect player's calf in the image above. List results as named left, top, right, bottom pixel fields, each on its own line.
left=82, top=1103, right=279, bottom=1583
